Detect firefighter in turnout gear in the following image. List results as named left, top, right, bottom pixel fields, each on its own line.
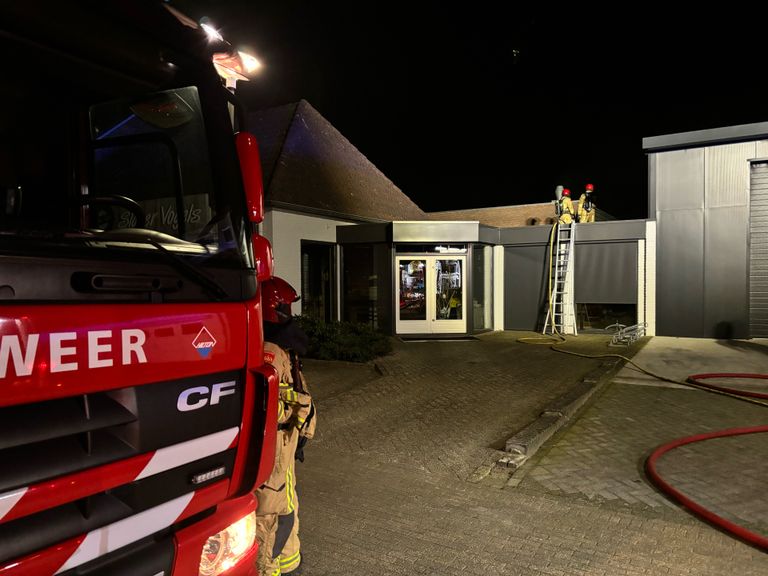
left=577, top=183, right=596, bottom=223
left=255, top=276, right=316, bottom=576
left=558, top=188, right=575, bottom=224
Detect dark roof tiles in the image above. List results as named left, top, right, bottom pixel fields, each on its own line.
left=246, top=100, right=426, bottom=222
left=246, top=100, right=613, bottom=227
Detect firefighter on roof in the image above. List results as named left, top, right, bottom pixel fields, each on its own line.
left=558, top=187, right=575, bottom=224
left=577, top=183, right=596, bottom=223
left=255, top=276, right=316, bottom=576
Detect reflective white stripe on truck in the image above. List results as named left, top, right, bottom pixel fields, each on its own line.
left=54, top=492, right=195, bottom=574
left=136, top=426, right=239, bottom=480
left=0, top=427, right=238, bottom=524
left=0, top=488, right=27, bottom=521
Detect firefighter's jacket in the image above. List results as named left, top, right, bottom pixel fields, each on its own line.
left=577, top=193, right=595, bottom=223
left=558, top=196, right=575, bottom=224
left=257, top=342, right=315, bottom=515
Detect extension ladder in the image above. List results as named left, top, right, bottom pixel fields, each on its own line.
left=543, top=223, right=578, bottom=336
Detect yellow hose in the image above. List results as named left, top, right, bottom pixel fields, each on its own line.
left=551, top=344, right=768, bottom=408
left=515, top=223, right=768, bottom=407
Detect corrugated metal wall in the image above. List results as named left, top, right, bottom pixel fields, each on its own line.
left=750, top=162, right=768, bottom=336
left=707, top=143, right=752, bottom=207
left=756, top=140, right=768, bottom=157
left=705, top=142, right=750, bottom=338
left=705, top=205, right=748, bottom=336
left=654, top=143, right=753, bottom=337
left=655, top=149, right=706, bottom=336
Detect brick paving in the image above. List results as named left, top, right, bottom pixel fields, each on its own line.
left=514, top=384, right=767, bottom=513
left=294, top=333, right=768, bottom=575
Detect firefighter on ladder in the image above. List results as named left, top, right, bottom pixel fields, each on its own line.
left=557, top=187, right=575, bottom=224
left=255, top=276, right=316, bottom=576
left=577, top=183, right=596, bottom=223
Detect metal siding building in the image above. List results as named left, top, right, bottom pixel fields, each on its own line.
left=645, top=124, right=768, bottom=338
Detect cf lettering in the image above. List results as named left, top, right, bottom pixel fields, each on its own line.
left=177, top=381, right=236, bottom=412
left=177, top=386, right=208, bottom=412
left=211, top=381, right=237, bottom=404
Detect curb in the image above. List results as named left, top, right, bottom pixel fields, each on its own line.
left=498, top=358, right=621, bottom=472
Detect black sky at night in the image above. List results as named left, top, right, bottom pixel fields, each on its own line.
left=175, top=1, right=768, bottom=220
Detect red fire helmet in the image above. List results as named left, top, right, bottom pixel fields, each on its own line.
left=586, top=183, right=594, bottom=191
left=262, top=276, right=300, bottom=323
left=562, top=188, right=571, bottom=197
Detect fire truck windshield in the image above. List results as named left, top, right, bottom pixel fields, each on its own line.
left=88, top=87, right=223, bottom=244
left=0, top=83, right=250, bottom=268
left=0, top=25, right=255, bottom=302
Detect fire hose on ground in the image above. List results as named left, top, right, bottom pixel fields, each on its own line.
left=553, top=344, right=768, bottom=552
left=644, top=373, right=768, bottom=552
left=517, top=223, right=768, bottom=550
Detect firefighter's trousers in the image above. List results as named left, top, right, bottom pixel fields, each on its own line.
left=255, top=426, right=300, bottom=575
left=580, top=209, right=595, bottom=223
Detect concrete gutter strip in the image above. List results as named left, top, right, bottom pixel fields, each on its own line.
left=500, top=359, right=621, bottom=471
left=504, top=412, right=563, bottom=457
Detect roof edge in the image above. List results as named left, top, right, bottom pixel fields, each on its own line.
left=267, top=200, right=390, bottom=224
left=643, top=121, right=768, bottom=152
left=264, top=101, right=301, bottom=193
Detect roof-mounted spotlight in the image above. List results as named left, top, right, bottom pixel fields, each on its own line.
left=238, top=51, right=262, bottom=74
left=213, top=49, right=262, bottom=87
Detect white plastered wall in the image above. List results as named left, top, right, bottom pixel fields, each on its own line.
left=493, top=245, right=505, bottom=331
left=643, top=220, right=656, bottom=336
left=261, top=209, right=354, bottom=318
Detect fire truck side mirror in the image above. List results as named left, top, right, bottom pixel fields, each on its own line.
left=235, top=131, right=264, bottom=223
left=252, top=233, right=273, bottom=281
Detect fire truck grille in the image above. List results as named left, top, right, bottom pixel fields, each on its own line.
left=0, top=370, right=243, bottom=564
left=0, top=394, right=138, bottom=492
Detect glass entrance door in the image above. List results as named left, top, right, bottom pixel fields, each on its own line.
left=396, top=255, right=467, bottom=334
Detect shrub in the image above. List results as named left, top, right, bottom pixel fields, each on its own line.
left=295, top=316, right=393, bottom=362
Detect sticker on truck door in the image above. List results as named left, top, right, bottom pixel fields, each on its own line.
left=192, top=327, right=217, bottom=358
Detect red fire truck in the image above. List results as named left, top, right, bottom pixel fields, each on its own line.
left=0, top=2, right=278, bottom=574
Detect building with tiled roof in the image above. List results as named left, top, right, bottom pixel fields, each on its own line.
left=246, top=100, right=651, bottom=338
left=247, top=100, right=425, bottom=223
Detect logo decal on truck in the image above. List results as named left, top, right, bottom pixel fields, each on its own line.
left=192, top=327, right=217, bottom=358
left=177, top=381, right=236, bottom=412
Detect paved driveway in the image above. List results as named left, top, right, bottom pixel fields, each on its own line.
left=296, top=333, right=768, bottom=575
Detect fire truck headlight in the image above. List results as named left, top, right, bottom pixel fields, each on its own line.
left=198, top=511, right=257, bottom=575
